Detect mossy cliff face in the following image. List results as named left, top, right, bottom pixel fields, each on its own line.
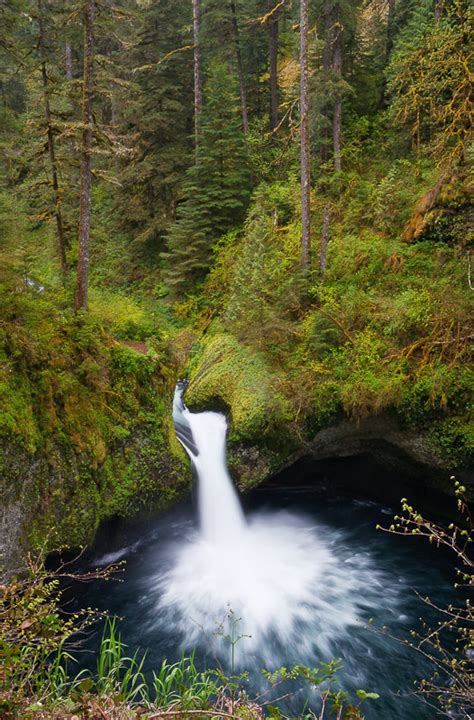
left=186, top=332, right=473, bottom=495
left=0, top=305, right=189, bottom=576
left=1, top=430, right=189, bottom=575
left=1, top=299, right=471, bottom=577
left=186, top=334, right=297, bottom=488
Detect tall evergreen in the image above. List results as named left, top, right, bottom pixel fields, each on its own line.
left=163, top=64, right=251, bottom=292
left=75, top=0, right=95, bottom=311
left=193, top=0, right=203, bottom=144
left=230, top=1, right=249, bottom=134
left=300, top=0, right=310, bottom=267
left=115, top=0, right=194, bottom=261
left=267, top=0, right=280, bottom=131
left=37, top=0, right=68, bottom=277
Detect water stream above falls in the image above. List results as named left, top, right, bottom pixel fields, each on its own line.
left=70, top=385, right=459, bottom=719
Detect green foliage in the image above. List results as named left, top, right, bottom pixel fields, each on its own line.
left=192, top=154, right=473, bottom=468
left=387, top=0, right=472, bottom=162
left=223, top=182, right=303, bottom=347
left=262, top=658, right=378, bottom=720
left=0, top=189, right=37, bottom=286
left=152, top=652, right=220, bottom=710
left=88, top=288, right=156, bottom=340
left=0, top=564, right=379, bottom=719
left=163, top=64, right=251, bottom=292
left=430, top=416, right=474, bottom=468
left=382, top=481, right=474, bottom=717
left=0, top=553, right=101, bottom=718
left=95, top=619, right=148, bottom=702
left=115, top=0, right=194, bottom=262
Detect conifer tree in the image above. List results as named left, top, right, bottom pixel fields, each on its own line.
left=163, top=64, right=251, bottom=292
left=193, top=0, right=203, bottom=144
left=386, top=0, right=397, bottom=59
left=3, top=1, right=76, bottom=279
left=115, top=0, right=193, bottom=259
left=300, top=0, right=310, bottom=267
left=332, top=3, right=343, bottom=171
left=75, top=0, right=95, bottom=311
left=267, top=0, right=279, bottom=131
left=37, top=0, right=68, bottom=278
left=230, top=1, right=249, bottom=133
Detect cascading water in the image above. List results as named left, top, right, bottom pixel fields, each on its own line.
left=172, top=381, right=245, bottom=542
left=157, top=383, right=401, bottom=667
left=77, top=383, right=457, bottom=719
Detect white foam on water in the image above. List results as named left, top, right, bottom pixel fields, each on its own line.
left=157, top=384, right=402, bottom=669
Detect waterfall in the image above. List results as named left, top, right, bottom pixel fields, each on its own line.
left=158, top=382, right=399, bottom=668
left=172, top=382, right=245, bottom=542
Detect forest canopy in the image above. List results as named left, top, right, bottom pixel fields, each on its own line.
left=0, top=0, right=472, bottom=525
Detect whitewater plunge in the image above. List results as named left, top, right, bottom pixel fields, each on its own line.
left=152, top=382, right=400, bottom=666
left=73, top=383, right=457, bottom=718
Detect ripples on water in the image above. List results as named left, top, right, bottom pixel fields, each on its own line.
left=78, top=491, right=456, bottom=720
left=71, top=384, right=460, bottom=719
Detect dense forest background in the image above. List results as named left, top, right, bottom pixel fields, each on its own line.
left=0, top=2, right=473, bottom=717
left=0, top=0, right=472, bottom=552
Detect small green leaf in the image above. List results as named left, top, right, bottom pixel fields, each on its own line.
left=356, top=689, right=380, bottom=701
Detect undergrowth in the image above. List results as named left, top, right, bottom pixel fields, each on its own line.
left=0, top=557, right=376, bottom=720
left=185, top=156, right=473, bottom=469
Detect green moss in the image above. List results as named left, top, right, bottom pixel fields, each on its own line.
left=186, top=333, right=294, bottom=447
left=429, top=416, right=474, bottom=469
left=0, top=289, right=191, bottom=560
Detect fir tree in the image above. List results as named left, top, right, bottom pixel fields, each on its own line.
left=163, top=64, right=251, bottom=292
left=115, top=0, right=194, bottom=261
left=387, top=0, right=472, bottom=163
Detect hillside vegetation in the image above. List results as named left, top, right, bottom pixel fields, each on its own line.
left=0, top=0, right=472, bottom=556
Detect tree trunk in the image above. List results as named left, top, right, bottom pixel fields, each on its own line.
left=386, top=0, right=396, bottom=59
left=74, top=0, right=95, bottom=312
left=192, top=0, right=203, bottom=145
left=320, top=1, right=333, bottom=163
left=332, top=8, right=342, bottom=172
left=65, top=42, right=73, bottom=80
left=230, top=2, right=249, bottom=134
left=320, top=205, right=330, bottom=275
left=434, top=0, right=444, bottom=20
left=268, top=0, right=279, bottom=131
left=65, top=41, right=79, bottom=182
left=37, top=0, right=68, bottom=278
left=322, top=3, right=332, bottom=73
left=300, top=0, right=310, bottom=267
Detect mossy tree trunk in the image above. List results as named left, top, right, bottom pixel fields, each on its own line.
left=332, top=4, right=342, bottom=172
left=300, top=0, right=310, bottom=267
left=37, top=0, right=68, bottom=279
left=435, top=0, right=444, bottom=20
left=75, top=0, right=95, bottom=312
left=230, top=1, right=249, bottom=134
left=192, top=0, right=203, bottom=146
left=386, top=0, right=396, bottom=59
left=268, top=0, right=279, bottom=132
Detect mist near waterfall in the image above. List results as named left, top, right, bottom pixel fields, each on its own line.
left=74, top=387, right=456, bottom=720
left=159, top=384, right=400, bottom=668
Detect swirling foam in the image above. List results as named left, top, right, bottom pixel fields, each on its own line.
left=148, top=509, right=401, bottom=670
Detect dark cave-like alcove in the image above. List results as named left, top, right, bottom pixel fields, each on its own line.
left=260, top=450, right=460, bottom=519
